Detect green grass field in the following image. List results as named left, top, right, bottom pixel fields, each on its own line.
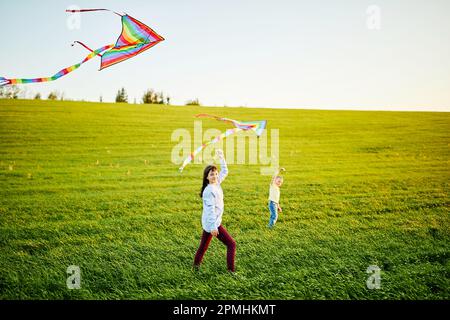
left=0, top=99, right=449, bottom=299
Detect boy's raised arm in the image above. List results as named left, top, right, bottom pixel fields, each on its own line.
left=271, top=167, right=285, bottom=184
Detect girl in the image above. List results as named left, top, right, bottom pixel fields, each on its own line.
left=193, top=149, right=236, bottom=273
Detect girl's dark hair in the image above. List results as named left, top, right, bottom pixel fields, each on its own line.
left=200, top=165, right=218, bottom=198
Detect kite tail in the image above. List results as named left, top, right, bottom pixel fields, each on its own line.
left=65, top=8, right=122, bottom=16
left=0, top=44, right=114, bottom=86
left=179, top=128, right=243, bottom=172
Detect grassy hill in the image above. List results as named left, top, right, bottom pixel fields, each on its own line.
left=0, top=99, right=448, bottom=299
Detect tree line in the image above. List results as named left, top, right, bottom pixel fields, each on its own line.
left=0, top=85, right=64, bottom=100
left=116, top=87, right=200, bottom=106
left=0, top=85, right=201, bottom=106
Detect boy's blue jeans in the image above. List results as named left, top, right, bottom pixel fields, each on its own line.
left=268, top=200, right=278, bottom=227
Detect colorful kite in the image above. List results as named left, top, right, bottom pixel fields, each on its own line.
left=179, top=114, right=267, bottom=172
left=0, top=8, right=164, bottom=87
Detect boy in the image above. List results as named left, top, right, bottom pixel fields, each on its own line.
left=268, top=167, right=285, bottom=228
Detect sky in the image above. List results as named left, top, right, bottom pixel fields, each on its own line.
left=1, top=0, right=449, bottom=111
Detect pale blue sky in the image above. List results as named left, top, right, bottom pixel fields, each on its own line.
left=1, top=0, right=449, bottom=110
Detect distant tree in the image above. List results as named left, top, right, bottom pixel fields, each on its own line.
left=115, top=87, right=128, bottom=103
left=157, top=92, right=165, bottom=104
left=155, top=92, right=164, bottom=104
left=48, top=91, right=58, bottom=100
left=0, top=85, right=21, bottom=99
left=99, top=96, right=103, bottom=102
left=11, top=86, right=20, bottom=99
left=142, top=89, right=155, bottom=104
left=166, top=96, right=170, bottom=105
left=185, top=98, right=200, bottom=106
left=142, top=89, right=167, bottom=105
left=34, top=93, right=41, bottom=100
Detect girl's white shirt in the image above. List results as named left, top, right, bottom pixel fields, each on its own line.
left=201, top=158, right=228, bottom=233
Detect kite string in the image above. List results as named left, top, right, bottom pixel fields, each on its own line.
left=65, top=8, right=122, bottom=17
left=72, top=41, right=105, bottom=57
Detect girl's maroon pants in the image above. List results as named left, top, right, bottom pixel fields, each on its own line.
left=193, top=225, right=236, bottom=272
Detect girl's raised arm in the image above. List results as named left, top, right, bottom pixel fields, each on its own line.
left=216, top=149, right=228, bottom=184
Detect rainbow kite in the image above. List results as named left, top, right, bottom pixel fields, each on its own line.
left=0, top=8, right=164, bottom=87
left=179, top=114, right=267, bottom=172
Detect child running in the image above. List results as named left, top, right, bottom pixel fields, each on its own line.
left=193, top=149, right=236, bottom=273
left=268, top=167, right=285, bottom=228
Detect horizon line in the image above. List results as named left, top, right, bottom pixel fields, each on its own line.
left=1, top=98, right=449, bottom=113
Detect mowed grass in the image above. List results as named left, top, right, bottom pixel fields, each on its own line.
left=0, top=99, right=448, bottom=300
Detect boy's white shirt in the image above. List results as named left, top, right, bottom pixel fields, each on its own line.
left=268, top=169, right=281, bottom=204
left=202, top=157, right=228, bottom=233
left=268, top=184, right=280, bottom=204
